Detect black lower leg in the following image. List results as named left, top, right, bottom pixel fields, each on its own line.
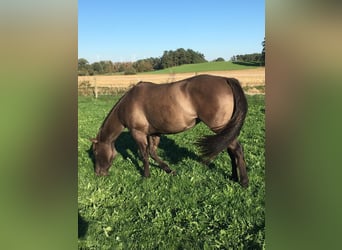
left=228, top=148, right=239, bottom=182
left=228, top=140, right=249, bottom=187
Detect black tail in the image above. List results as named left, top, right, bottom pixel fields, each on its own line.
left=197, top=78, right=248, bottom=162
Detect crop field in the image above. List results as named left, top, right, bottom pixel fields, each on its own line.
left=78, top=93, right=265, bottom=249
left=78, top=65, right=265, bottom=96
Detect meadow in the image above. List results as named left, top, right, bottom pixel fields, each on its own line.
left=144, top=61, right=259, bottom=74
left=78, top=93, right=265, bottom=249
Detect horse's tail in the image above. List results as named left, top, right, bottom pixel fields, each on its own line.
left=197, top=77, right=248, bottom=162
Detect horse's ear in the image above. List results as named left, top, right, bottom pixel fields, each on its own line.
left=90, top=138, right=98, bottom=144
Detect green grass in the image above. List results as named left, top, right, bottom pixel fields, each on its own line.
left=143, top=61, right=259, bottom=74
left=78, top=94, right=265, bottom=249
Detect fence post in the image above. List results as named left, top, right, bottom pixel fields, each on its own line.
left=93, top=76, right=98, bottom=98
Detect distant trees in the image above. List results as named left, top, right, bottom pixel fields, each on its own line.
left=231, top=39, right=265, bottom=66
left=160, top=48, right=207, bottom=68
left=213, top=57, right=225, bottom=62
left=133, top=57, right=160, bottom=72
left=78, top=58, right=90, bottom=76
left=231, top=53, right=263, bottom=63
left=78, top=48, right=207, bottom=75
left=261, top=38, right=265, bottom=66
left=78, top=41, right=266, bottom=76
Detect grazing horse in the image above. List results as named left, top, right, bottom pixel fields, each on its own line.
left=91, top=74, right=249, bottom=187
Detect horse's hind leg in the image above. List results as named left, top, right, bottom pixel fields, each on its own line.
left=227, top=139, right=249, bottom=187
left=227, top=148, right=239, bottom=182
left=148, top=135, right=176, bottom=175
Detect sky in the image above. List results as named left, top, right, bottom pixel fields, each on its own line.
left=78, top=0, right=264, bottom=63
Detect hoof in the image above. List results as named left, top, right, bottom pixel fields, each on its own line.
left=230, top=175, right=239, bottom=182
left=240, top=180, right=249, bottom=188
left=95, top=171, right=109, bottom=176
left=164, top=167, right=176, bottom=175
left=166, top=169, right=176, bottom=175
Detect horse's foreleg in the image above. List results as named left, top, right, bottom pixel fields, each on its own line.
left=131, top=130, right=150, bottom=177
left=228, top=139, right=249, bottom=187
left=148, top=135, right=176, bottom=175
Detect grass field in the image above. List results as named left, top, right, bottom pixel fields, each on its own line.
left=78, top=94, right=265, bottom=249
left=144, top=61, right=259, bottom=74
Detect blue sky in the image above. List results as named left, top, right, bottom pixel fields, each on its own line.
left=78, top=0, right=264, bottom=63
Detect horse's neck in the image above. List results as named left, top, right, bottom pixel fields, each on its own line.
left=98, top=108, right=124, bottom=144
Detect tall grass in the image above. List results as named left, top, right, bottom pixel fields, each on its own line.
left=78, top=94, right=265, bottom=249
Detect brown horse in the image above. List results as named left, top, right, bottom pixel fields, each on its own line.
left=91, top=74, right=249, bottom=187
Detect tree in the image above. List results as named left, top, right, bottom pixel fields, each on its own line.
left=100, top=60, right=114, bottom=74
left=261, top=38, right=265, bottom=66
left=159, top=48, right=207, bottom=69
left=78, top=58, right=89, bottom=68
left=78, top=58, right=90, bottom=76
left=214, top=57, right=225, bottom=62
left=91, top=62, right=103, bottom=74
left=133, top=59, right=153, bottom=72
left=160, top=50, right=173, bottom=68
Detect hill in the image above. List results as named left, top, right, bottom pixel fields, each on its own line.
left=144, top=61, right=259, bottom=74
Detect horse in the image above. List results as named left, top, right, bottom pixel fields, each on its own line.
left=91, top=74, right=249, bottom=187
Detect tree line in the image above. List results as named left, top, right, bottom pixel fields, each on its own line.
left=78, top=39, right=265, bottom=75
left=78, top=48, right=207, bottom=76
left=231, top=53, right=263, bottom=63
left=231, top=38, right=265, bottom=66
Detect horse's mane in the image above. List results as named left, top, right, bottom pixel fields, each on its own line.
left=97, top=87, right=133, bottom=137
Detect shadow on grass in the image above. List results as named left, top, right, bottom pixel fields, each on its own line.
left=115, top=131, right=201, bottom=174
left=78, top=212, right=88, bottom=239
left=86, top=144, right=96, bottom=173
left=85, top=131, right=239, bottom=179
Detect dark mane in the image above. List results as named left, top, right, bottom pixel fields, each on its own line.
left=97, top=90, right=131, bottom=140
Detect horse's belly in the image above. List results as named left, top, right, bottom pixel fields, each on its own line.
left=146, top=100, right=197, bottom=134
left=149, top=115, right=197, bottom=134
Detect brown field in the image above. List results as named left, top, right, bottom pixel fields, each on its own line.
left=78, top=68, right=265, bottom=95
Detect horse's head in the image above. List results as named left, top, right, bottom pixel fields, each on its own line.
left=90, top=138, right=117, bottom=176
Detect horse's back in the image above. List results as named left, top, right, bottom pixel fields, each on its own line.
left=118, top=75, right=237, bottom=134
left=117, top=81, right=195, bottom=133
left=185, top=74, right=233, bottom=96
